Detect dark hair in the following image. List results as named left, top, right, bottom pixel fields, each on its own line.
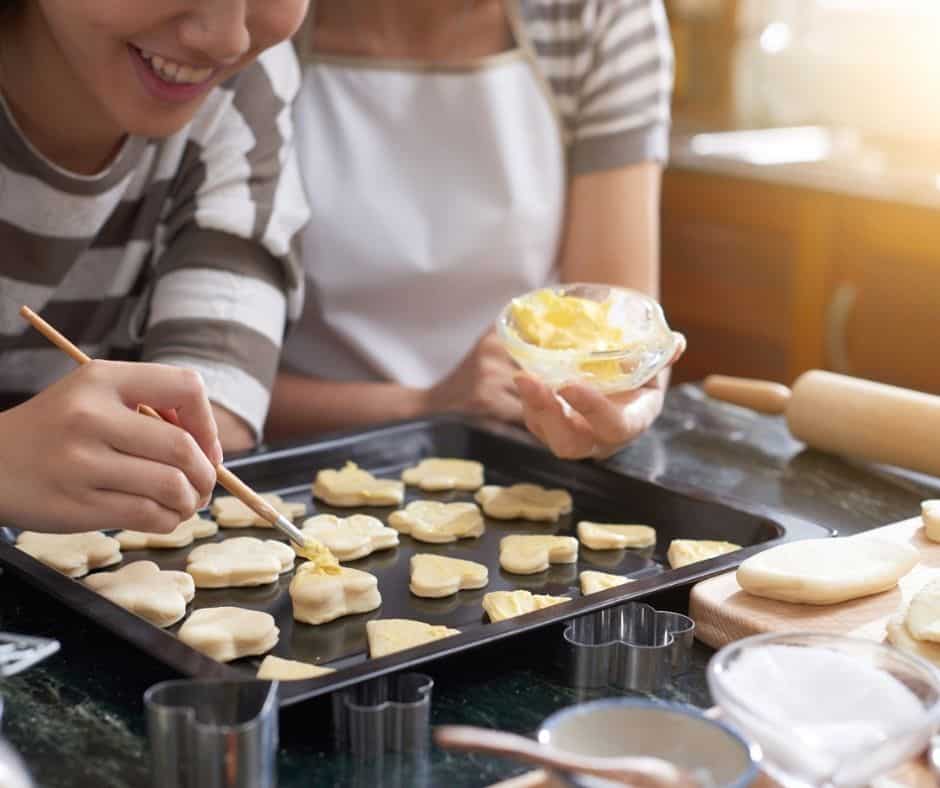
left=0, top=0, right=21, bottom=15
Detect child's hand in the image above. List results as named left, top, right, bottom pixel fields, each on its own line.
left=0, top=360, right=222, bottom=534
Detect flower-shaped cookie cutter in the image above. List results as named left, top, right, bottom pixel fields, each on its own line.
left=563, top=601, right=695, bottom=693
left=333, top=672, right=433, bottom=756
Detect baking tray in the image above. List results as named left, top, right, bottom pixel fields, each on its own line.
left=0, top=416, right=830, bottom=706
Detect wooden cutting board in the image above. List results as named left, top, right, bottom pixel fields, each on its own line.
left=690, top=516, right=939, bottom=650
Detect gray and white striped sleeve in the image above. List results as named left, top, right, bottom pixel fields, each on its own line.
left=570, top=0, right=674, bottom=175
left=141, top=42, right=310, bottom=438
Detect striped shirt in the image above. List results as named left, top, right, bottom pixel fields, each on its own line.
left=0, top=42, right=309, bottom=438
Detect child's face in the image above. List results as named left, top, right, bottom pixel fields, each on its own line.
left=35, top=0, right=309, bottom=138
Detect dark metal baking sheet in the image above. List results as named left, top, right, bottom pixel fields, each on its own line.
left=0, top=416, right=831, bottom=706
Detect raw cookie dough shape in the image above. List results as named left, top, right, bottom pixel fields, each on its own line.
left=366, top=619, right=460, bottom=658
left=475, top=484, right=572, bottom=522
left=482, top=590, right=571, bottom=622
left=210, top=494, right=306, bottom=528
left=499, top=535, right=579, bottom=575
left=296, top=514, right=398, bottom=562
left=667, top=539, right=741, bottom=570
left=923, top=500, right=940, bottom=543
left=186, top=537, right=296, bottom=588
left=256, top=655, right=334, bottom=680
left=290, top=563, right=381, bottom=625
left=904, top=577, right=940, bottom=643
left=388, top=501, right=484, bottom=544
left=401, top=458, right=485, bottom=492
left=886, top=613, right=940, bottom=667
left=312, top=462, right=404, bottom=507
left=178, top=607, right=279, bottom=663
left=16, top=531, right=121, bottom=578
left=577, top=522, right=656, bottom=550
left=409, top=554, right=489, bottom=598
left=117, top=514, right=218, bottom=550
left=736, top=537, right=918, bottom=605
left=85, top=561, right=195, bottom=628
left=580, top=571, right=633, bottom=596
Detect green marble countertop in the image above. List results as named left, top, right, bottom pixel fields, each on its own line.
left=2, top=384, right=938, bottom=788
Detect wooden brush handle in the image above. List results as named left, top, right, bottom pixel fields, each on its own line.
left=702, top=375, right=791, bottom=415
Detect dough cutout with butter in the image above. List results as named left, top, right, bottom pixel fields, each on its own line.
left=577, top=522, right=655, bottom=551
left=904, top=577, right=940, bottom=643
left=887, top=612, right=940, bottom=667
left=667, top=539, right=741, bottom=570
left=499, top=534, right=578, bottom=575
left=482, top=590, right=570, bottom=622
left=16, top=531, right=121, bottom=578
left=290, top=563, right=381, bottom=625
left=211, top=494, right=306, bottom=528
left=388, top=501, right=484, bottom=543
left=312, top=462, right=404, bottom=507
left=366, top=619, right=460, bottom=658
left=117, top=514, right=218, bottom=550
left=475, top=484, right=572, bottom=521
left=922, top=500, right=940, bottom=543
left=256, top=655, right=334, bottom=680
left=186, top=537, right=296, bottom=588
left=409, top=554, right=489, bottom=598
left=580, top=570, right=633, bottom=595
left=85, top=561, right=194, bottom=628
left=178, top=607, right=279, bottom=663
left=401, top=458, right=484, bottom=491
left=296, top=514, right=398, bottom=561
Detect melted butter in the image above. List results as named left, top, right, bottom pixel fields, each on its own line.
left=294, top=540, right=342, bottom=574
left=510, top=289, right=625, bottom=352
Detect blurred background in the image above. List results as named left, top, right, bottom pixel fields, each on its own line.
left=662, top=0, right=940, bottom=393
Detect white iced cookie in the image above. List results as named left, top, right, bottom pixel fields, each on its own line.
left=256, top=655, right=334, bottom=681
left=667, top=539, right=741, bottom=570
left=886, top=612, right=940, bottom=667
left=366, top=619, right=460, bottom=658
left=499, top=535, right=578, bottom=575
left=312, top=462, right=404, bottom=507
left=117, top=514, right=218, bottom=550
left=577, top=522, right=656, bottom=551
left=296, top=514, right=398, bottom=562
left=210, top=494, right=306, bottom=528
left=16, top=531, right=121, bottom=578
left=409, top=554, right=489, bottom=598
left=904, top=577, right=940, bottom=643
left=482, top=590, right=570, bottom=622
left=401, top=458, right=485, bottom=492
left=290, top=563, right=381, bottom=625
left=186, top=537, right=296, bottom=589
left=388, top=501, right=484, bottom=544
left=178, top=607, right=279, bottom=663
left=736, top=537, right=918, bottom=605
left=85, top=561, right=195, bottom=628
left=922, top=500, right=940, bottom=543
left=580, top=571, right=633, bottom=596
left=475, top=484, right=572, bottom=522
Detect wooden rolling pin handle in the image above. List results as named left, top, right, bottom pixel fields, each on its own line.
left=702, top=375, right=792, bottom=415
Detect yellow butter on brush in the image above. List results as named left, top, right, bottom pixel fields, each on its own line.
left=294, top=536, right=341, bottom=574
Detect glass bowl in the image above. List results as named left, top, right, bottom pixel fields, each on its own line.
left=497, top=283, right=680, bottom=393
left=708, top=632, right=940, bottom=787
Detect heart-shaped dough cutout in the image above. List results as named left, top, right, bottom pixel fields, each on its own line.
left=256, top=655, right=334, bottom=680
left=186, top=537, right=295, bottom=588
left=577, top=522, right=655, bottom=550
left=887, top=612, right=940, bottom=667
left=580, top=570, right=633, bottom=596
left=499, top=535, right=578, bottom=575
left=117, top=514, right=218, bottom=550
left=475, top=484, right=572, bottom=521
left=388, top=501, right=484, bottom=544
left=366, top=619, right=460, bottom=658
left=16, top=531, right=121, bottom=578
left=482, top=590, right=570, bottom=622
left=409, top=554, right=489, bottom=598
left=668, top=539, right=741, bottom=570
left=923, top=500, right=940, bottom=543
left=296, top=514, right=398, bottom=561
left=312, top=462, right=404, bottom=507
left=401, top=458, right=484, bottom=491
left=290, top=563, right=381, bottom=625
left=210, top=494, right=306, bottom=528
left=85, top=561, right=194, bottom=627
left=904, top=577, right=940, bottom=643
left=178, top=607, right=279, bottom=663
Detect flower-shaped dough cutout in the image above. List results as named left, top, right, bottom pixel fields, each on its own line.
left=482, top=590, right=570, bottom=622
left=256, top=655, right=334, bottom=680
left=186, top=537, right=296, bottom=588
left=577, top=522, right=656, bottom=551
left=85, top=561, right=195, bottom=628
left=178, top=607, right=279, bottom=663
left=667, top=539, right=740, bottom=570
left=312, top=462, right=404, bottom=507
left=401, top=458, right=484, bottom=492
left=499, top=535, right=578, bottom=575
left=16, top=531, right=121, bottom=578
left=409, top=554, right=489, bottom=598
left=475, top=484, right=572, bottom=521
left=388, top=501, right=484, bottom=544
left=296, top=514, right=399, bottom=562
left=580, top=570, right=633, bottom=596
left=210, top=494, right=306, bottom=528
left=290, top=563, right=381, bottom=625
left=923, top=500, right=940, bottom=543
left=117, top=514, right=218, bottom=550
left=366, top=619, right=460, bottom=658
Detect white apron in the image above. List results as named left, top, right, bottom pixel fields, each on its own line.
left=282, top=2, right=565, bottom=386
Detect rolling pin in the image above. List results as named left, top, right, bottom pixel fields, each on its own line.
left=703, top=371, right=940, bottom=478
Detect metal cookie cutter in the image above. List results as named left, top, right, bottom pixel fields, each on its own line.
left=333, top=673, right=433, bottom=756
left=145, top=679, right=279, bottom=788
left=563, top=602, right=695, bottom=693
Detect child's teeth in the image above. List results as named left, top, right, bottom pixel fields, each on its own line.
left=141, top=49, right=213, bottom=85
